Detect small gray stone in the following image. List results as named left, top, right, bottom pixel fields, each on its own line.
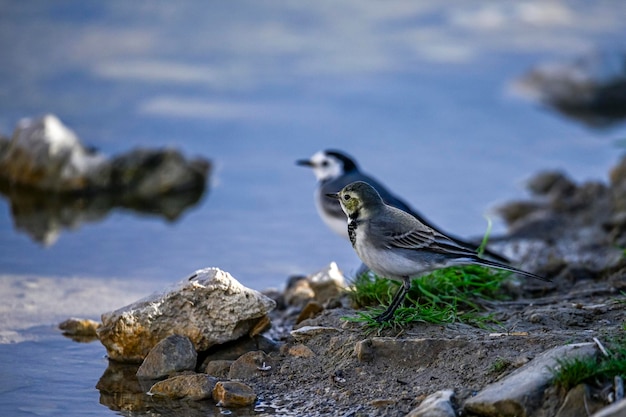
left=526, top=170, right=576, bottom=197
left=148, top=374, right=218, bottom=400
left=284, top=263, right=346, bottom=308
left=307, top=262, right=346, bottom=304
left=284, top=276, right=315, bottom=307
left=406, top=390, right=456, bottom=417
left=556, top=384, right=604, bottom=417
left=213, top=380, right=257, bottom=407
left=136, top=334, right=197, bottom=379
left=464, top=343, right=597, bottom=417
left=286, top=344, right=316, bottom=358
left=592, top=398, right=626, bottom=417
left=295, top=301, right=324, bottom=324
left=204, top=360, right=233, bottom=378
left=58, top=317, right=100, bottom=337
left=109, top=147, right=209, bottom=198
left=228, top=351, right=272, bottom=380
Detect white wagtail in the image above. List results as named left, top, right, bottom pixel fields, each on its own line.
left=328, top=181, right=550, bottom=323
left=297, top=149, right=508, bottom=263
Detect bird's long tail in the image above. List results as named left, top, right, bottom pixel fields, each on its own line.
left=466, top=257, right=551, bottom=282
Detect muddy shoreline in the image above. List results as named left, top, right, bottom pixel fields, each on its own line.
left=89, top=159, right=626, bottom=416
left=241, top=161, right=626, bottom=416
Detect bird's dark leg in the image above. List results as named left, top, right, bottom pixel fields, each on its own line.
left=374, top=277, right=411, bottom=323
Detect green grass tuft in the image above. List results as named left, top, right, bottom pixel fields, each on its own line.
left=345, top=264, right=510, bottom=329
left=550, top=337, right=626, bottom=391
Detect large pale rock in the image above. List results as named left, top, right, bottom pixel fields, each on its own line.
left=0, top=114, right=210, bottom=196
left=464, top=343, right=597, bottom=417
left=0, top=114, right=109, bottom=191
left=98, top=268, right=276, bottom=362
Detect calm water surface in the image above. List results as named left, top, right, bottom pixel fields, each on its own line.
left=1, top=2, right=626, bottom=416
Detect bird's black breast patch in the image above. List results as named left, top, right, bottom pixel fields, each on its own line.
left=348, top=213, right=359, bottom=246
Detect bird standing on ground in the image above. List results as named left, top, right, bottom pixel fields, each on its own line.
left=328, top=181, right=550, bottom=323
left=297, top=149, right=508, bottom=263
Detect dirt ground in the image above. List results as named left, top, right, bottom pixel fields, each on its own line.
left=250, top=274, right=624, bottom=416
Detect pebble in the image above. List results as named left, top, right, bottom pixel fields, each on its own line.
left=284, top=276, right=315, bottom=307
left=213, top=381, right=257, bottom=407
left=136, top=334, right=197, bottom=379
left=464, top=343, right=597, bottom=417
left=286, top=344, right=315, bottom=358
left=200, top=334, right=278, bottom=363
left=204, top=360, right=233, bottom=378
left=295, top=301, right=324, bottom=324
left=406, top=390, right=456, bottom=417
left=58, top=317, right=100, bottom=337
left=555, top=384, right=604, bottom=417
left=228, top=351, right=272, bottom=380
left=592, top=398, right=626, bottom=417
left=148, top=374, right=218, bottom=400
left=307, top=262, right=346, bottom=304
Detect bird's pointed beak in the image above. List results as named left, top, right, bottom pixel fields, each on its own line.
left=326, top=192, right=340, bottom=200
left=296, top=159, right=314, bottom=167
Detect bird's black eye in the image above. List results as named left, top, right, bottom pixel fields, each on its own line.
left=321, top=161, right=329, bottom=167
left=343, top=194, right=351, bottom=201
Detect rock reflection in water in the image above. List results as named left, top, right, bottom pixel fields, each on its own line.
left=96, top=360, right=261, bottom=417
left=0, top=183, right=207, bottom=246
left=0, top=114, right=211, bottom=245
left=97, top=360, right=149, bottom=413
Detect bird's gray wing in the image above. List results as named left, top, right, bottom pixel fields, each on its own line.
left=355, top=171, right=509, bottom=263
left=386, top=227, right=436, bottom=250
left=378, top=209, right=477, bottom=257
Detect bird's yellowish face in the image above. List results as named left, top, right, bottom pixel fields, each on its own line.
left=327, top=188, right=362, bottom=218
left=338, top=189, right=362, bottom=216
left=327, top=181, right=381, bottom=219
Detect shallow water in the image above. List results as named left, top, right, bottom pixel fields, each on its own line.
left=1, top=1, right=626, bottom=416
left=0, top=327, right=109, bottom=417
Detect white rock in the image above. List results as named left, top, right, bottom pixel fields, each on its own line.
left=98, top=268, right=276, bottom=362
left=0, top=114, right=109, bottom=191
